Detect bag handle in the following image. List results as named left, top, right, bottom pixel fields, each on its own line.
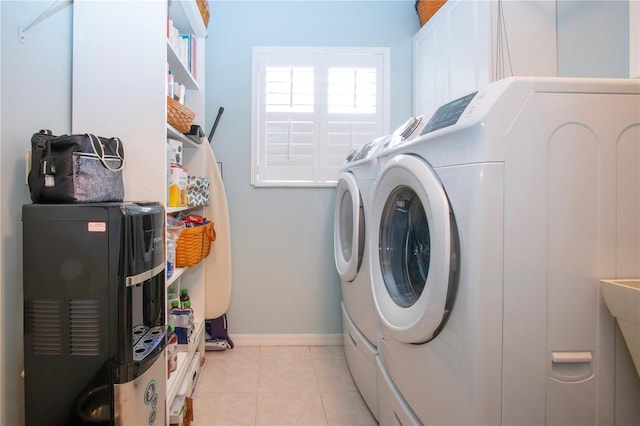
left=87, top=134, right=125, bottom=172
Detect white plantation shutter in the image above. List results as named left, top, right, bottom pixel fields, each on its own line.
left=265, top=66, right=314, bottom=113
left=263, top=64, right=317, bottom=182
left=252, top=47, right=389, bottom=187
left=324, top=53, right=384, bottom=182
left=327, top=67, right=377, bottom=114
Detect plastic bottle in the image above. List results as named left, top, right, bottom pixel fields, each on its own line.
left=180, top=288, right=190, bottom=307
left=170, top=299, right=180, bottom=311
left=168, top=300, right=181, bottom=341
left=183, top=300, right=195, bottom=333
left=166, top=239, right=177, bottom=278
left=169, top=299, right=190, bottom=344
left=167, top=325, right=178, bottom=377
left=167, top=70, right=174, bottom=98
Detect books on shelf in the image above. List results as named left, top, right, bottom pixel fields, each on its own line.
left=167, top=18, right=198, bottom=79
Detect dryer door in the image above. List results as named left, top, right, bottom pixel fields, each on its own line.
left=334, top=172, right=365, bottom=282
left=371, top=155, right=459, bottom=343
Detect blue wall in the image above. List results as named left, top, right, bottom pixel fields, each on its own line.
left=557, top=0, right=630, bottom=77
left=205, top=0, right=419, bottom=336
left=1, top=2, right=73, bottom=424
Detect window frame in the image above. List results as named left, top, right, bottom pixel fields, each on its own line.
left=251, top=46, right=391, bottom=188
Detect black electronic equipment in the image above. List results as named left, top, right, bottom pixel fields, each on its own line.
left=22, top=202, right=167, bottom=426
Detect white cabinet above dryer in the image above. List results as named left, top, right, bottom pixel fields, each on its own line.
left=412, top=0, right=557, bottom=116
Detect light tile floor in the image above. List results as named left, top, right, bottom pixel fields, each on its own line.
left=191, top=345, right=378, bottom=426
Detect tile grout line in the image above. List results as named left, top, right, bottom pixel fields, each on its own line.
left=310, top=346, right=332, bottom=426
left=253, top=355, right=261, bottom=426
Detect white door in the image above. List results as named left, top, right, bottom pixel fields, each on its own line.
left=334, top=171, right=365, bottom=282
left=370, top=155, right=459, bottom=343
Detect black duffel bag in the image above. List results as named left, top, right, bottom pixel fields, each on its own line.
left=28, top=130, right=125, bottom=203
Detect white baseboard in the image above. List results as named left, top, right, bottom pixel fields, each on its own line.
left=229, top=333, right=344, bottom=347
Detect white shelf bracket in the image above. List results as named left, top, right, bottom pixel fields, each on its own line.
left=18, top=0, right=73, bottom=44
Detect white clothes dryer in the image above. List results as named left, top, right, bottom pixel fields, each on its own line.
left=371, top=77, right=640, bottom=425
left=334, top=135, right=388, bottom=419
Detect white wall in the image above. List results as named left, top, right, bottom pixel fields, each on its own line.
left=205, top=0, right=419, bottom=338
left=0, top=2, right=73, bottom=425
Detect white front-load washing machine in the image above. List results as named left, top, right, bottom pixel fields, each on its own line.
left=371, top=77, right=640, bottom=425
left=334, top=135, right=388, bottom=420
left=334, top=119, right=429, bottom=420
left=335, top=136, right=388, bottom=344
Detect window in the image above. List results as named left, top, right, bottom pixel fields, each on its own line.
left=251, top=47, right=390, bottom=187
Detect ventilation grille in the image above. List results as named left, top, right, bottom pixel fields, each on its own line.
left=69, top=300, right=100, bottom=356
left=27, top=300, right=62, bottom=356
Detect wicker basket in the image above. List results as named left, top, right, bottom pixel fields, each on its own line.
left=176, top=221, right=216, bottom=267
left=196, top=0, right=210, bottom=28
left=167, top=96, right=196, bottom=133
left=416, top=0, right=447, bottom=27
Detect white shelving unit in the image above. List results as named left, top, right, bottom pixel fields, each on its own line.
left=71, top=1, right=209, bottom=424
left=167, top=322, right=205, bottom=405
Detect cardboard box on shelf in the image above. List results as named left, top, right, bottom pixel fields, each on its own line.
left=169, top=395, right=193, bottom=426
left=167, top=139, right=183, bottom=165
left=169, top=164, right=188, bottom=207
left=169, top=394, right=185, bottom=426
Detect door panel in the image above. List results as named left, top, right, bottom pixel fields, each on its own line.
left=370, top=155, right=459, bottom=343
left=334, top=172, right=364, bottom=282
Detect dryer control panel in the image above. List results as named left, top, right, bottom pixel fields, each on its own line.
left=420, top=91, right=478, bottom=136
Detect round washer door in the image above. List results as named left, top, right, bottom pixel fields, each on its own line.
left=371, top=154, right=459, bottom=343
left=334, top=172, right=365, bottom=282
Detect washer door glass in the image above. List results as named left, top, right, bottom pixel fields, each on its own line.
left=371, top=155, right=459, bottom=343
left=339, top=190, right=355, bottom=261
left=380, top=186, right=430, bottom=308
left=334, top=172, right=364, bottom=282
